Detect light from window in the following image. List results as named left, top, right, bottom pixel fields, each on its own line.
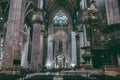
left=53, top=10, right=68, bottom=26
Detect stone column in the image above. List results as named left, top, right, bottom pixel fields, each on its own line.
left=83, top=24, right=89, bottom=46
left=21, top=27, right=30, bottom=68
left=29, top=10, right=44, bottom=70
left=46, top=35, right=54, bottom=68
left=2, top=0, right=25, bottom=69
left=71, top=32, right=77, bottom=66
left=76, top=32, right=80, bottom=67
left=105, top=0, right=120, bottom=25
left=78, top=25, right=85, bottom=64
left=31, top=23, right=44, bottom=70
left=63, top=40, right=67, bottom=68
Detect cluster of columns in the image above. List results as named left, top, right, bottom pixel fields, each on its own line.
left=2, top=0, right=45, bottom=70
left=2, top=0, right=26, bottom=69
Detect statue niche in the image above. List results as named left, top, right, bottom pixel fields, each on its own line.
left=53, top=30, right=67, bottom=68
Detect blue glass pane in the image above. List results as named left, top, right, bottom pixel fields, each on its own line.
left=53, top=11, right=68, bottom=26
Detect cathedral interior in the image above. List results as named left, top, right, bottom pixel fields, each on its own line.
left=0, top=0, right=120, bottom=77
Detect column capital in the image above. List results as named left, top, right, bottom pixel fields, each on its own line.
left=31, top=10, right=43, bottom=24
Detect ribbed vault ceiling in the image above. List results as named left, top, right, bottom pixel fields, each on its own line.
left=0, top=0, right=80, bottom=18
left=0, top=0, right=81, bottom=27
left=45, top=0, right=79, bottom=16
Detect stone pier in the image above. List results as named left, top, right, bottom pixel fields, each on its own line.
left=2, top=0, right=25, bottom=69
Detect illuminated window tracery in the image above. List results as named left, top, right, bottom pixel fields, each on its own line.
left=53, top=10, right=68, bottom=26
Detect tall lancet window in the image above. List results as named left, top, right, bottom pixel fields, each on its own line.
left=53, top=10, right=68, bottom=26
left=59, top=41, right=62, bottom=53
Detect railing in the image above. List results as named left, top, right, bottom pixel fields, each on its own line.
left=104, top=65, right=120, bottom=76
left=104, top=65, right=120, bottom=71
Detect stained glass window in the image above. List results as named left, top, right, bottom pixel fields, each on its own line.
left=53, top=11, right=68, bottom=26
